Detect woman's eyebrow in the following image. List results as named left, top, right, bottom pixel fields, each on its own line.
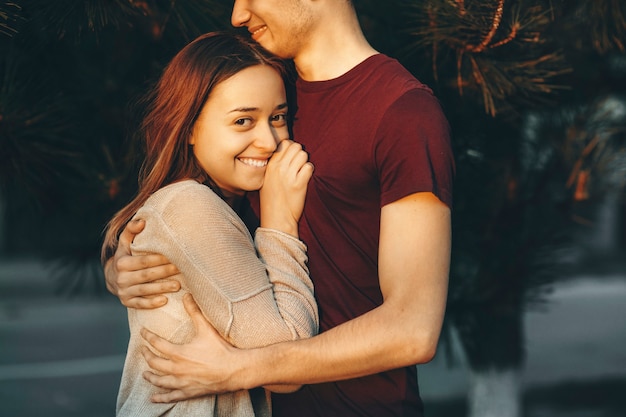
left=228, top=102, right=288, bottom=113
left=228, top=106, right=260, bottom=113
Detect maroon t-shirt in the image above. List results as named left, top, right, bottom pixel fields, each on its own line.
left=260, top=54, right=454, bottom=416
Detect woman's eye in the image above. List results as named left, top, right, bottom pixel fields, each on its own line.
left=235, top=118, right=252, bottom=126
left=271, top=113, right=287, bottom=125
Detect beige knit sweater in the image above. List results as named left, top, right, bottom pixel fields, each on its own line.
left=116, top=180, right=319, bottom=417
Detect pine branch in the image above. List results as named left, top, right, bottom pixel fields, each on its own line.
left=562, top=96, right=626, bottom=196
left=0, top=44, right=84, bottom=202
left=25, top=0, right=143, bottom=41
left=0, top=1, right=23, bottom=37
left=403, top=0, right=572, bottom=117
left=575, top=0, right=626, bottom=54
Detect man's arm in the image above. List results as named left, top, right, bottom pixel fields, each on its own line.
left=140, top=191, right=450, bottom=401
left=104, top=219, right=181, bottom=308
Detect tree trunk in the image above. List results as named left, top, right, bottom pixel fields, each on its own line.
left=467, top=367, right=521, bottom=417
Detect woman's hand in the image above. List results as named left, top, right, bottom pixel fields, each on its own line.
left=259, top=139, right=313, bottom=237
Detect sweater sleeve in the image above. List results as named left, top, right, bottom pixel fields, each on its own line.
left=131, top=181, right=318, bottom=349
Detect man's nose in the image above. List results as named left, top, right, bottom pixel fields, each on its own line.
left=231, top=0, right=250, bottom=28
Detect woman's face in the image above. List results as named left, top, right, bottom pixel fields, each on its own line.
left=190, top=64, right=289, bottom=197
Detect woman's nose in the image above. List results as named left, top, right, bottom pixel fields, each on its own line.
left=254, top=123, right=280, bottom=151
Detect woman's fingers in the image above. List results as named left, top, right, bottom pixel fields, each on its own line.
left=270, top=140, right=310, bottom=175
left=298, top=161, right=315, bottom=183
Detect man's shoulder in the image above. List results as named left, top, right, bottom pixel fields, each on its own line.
left=359, top=54, right=433, bottom=97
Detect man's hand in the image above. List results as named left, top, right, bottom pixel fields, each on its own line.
left=141, top=293, right=244, bottom=402
left=104, top=219, right=181, bottom=309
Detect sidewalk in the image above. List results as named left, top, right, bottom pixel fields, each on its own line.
left=419, top=274, right=626, bottom=416
left=1, top=257, right=625, bottom=416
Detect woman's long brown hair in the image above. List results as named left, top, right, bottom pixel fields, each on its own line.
left=101, top=31, right=287, bottom=263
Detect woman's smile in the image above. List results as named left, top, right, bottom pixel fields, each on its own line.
left=238, top=157, right=270, bottom=168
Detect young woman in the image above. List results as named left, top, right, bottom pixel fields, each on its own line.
left=101, top=31, right=318, bottom=417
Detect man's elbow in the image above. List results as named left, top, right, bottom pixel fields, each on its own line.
left=417, top=341, right=439, bottom=364
left=404, top=331, right=441, bottom=365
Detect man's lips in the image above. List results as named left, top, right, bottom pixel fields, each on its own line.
left=250, top=25, right=267, bottom=40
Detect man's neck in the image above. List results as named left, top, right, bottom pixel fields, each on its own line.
left=293, top=15, right=378, bottom=82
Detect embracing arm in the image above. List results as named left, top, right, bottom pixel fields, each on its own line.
left=103, top=219, right=181, bottom=309
left=141, top=191, right=450, bottom=399
left=238, top=191, right=450, bottom=386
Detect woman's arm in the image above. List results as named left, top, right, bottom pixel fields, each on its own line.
left=103, top=140, right=313, bottom=310
left=133, top=182, right=317, bottom=344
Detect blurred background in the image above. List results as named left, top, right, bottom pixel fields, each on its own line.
left=0, top=1, right=625, bottom=416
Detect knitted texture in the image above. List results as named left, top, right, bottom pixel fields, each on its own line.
left=116, top=180, right=318, bottom=416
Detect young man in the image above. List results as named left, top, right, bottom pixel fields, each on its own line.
left=105, top=1, right=455, bottom=415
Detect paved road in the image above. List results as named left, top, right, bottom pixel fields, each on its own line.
left=1, top=259, right=625, bottom=416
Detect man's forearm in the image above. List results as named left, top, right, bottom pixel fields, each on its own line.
left=240, top=301, right=441, bottom=389
left=240, top=194, right=450, bottom=389
left=141, top=194, right=450, bottom=401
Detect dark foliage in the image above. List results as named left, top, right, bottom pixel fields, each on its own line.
left=0, top=0, right=624, bottom=372
left=0, top=0, right=233, bottom=291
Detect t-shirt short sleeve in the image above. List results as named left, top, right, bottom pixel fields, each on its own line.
left=374, top=88, right=455, bottom=208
